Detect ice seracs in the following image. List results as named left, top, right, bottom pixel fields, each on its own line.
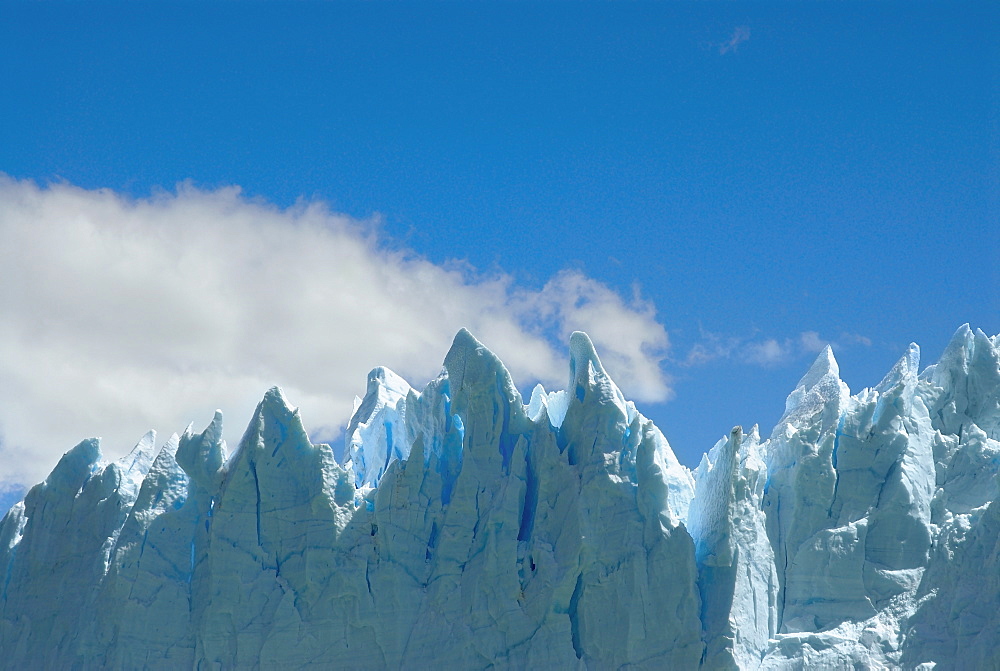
left=1, top=324, right=998, bottom=669
left=688, top=425, right=777, bottom=669
left=344, top=366, right=411, bottom=490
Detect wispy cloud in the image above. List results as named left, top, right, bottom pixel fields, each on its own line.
left=0, top=177, right=673, bottom=489
left=683, top=328, right=870, bottom=369
left=681, top=330, right=740, bottom=367
left=840, top=332, right=873, bottom=347
left=743, top=338, right=789, bottom=366
left=799, top=331, right=828, bottom=354
left=719, top=25, right=751, bottom=55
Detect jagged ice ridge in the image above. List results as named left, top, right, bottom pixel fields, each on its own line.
left=1, top=325, right=998, bottom=669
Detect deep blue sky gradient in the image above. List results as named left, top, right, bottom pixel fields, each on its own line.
left=1, top=2, right=997, bottom=476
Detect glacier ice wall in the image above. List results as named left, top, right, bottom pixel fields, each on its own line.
left=1, top=325, right=998, bottom=669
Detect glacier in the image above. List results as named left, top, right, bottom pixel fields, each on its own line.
left=1, top=324, right=998, bottom=669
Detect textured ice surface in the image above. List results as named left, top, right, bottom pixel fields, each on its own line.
left=1, top=325, right=998, bottom=669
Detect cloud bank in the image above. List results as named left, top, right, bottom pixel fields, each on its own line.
left=0, top=177, right=672, bottom=489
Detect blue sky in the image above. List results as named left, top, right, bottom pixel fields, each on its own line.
left=0, top=3, right=997, bottom=511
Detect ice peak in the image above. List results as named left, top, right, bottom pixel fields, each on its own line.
left=936, top=323, right=975, bottom=373
left=777, top=343, right=850, bottom=437
left=345, top=365, right=411, bottom=489
left=130, top=430, right=157, bottom=455
left=568, top=330, right=626, bottom=406
left=441, top=329, right=523, bottom=436
left=922, top=322, right=1000, bottom=439
left=451, top=326, right=481, bottom=351
left=526, top=383, right=548, bottom=421
left=112, top=430, right=157, bottom=482
left=568, top=330, right=605, bottom=387
left=444, top=327, right=494, bottom=394
left=43, top=438, right=102, bottom=495
left=905, top=341, right=920, bottom=372
left=261, top=385, right=292, bottom=413
left=175, top=411, right=226, bottom=491
left=796, top=344, right=839, bottom=391
left=443, top=328, right=482, bottom=378
left=875, top=342, right=920, bottom=394
left=365, top=366, right=409, bottom=396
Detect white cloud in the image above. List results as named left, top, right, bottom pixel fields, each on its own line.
left=512, top=273, right=672, bottom=402
left=0, top=177, right=673, bottom=489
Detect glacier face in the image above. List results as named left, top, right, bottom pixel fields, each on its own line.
left=1, top=325, right=998, bottom=669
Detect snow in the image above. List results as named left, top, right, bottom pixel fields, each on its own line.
left=1, top=324, right=998, bottom=669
